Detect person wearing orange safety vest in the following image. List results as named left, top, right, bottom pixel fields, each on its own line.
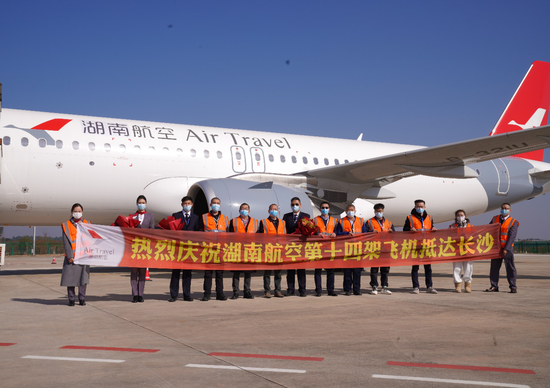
left=199, top=197, right=229, bottom=301
left=367, top=203, right=395, bottom=296
left=229, top=203, right=259, bottom=300
left=60, top=203, right=90, bottom=306
left=313, top=201, right=338, bottom=297
left=485, top=203, right=519, bottom=293
left=257, top=203, right=286, bottom=298
left=336, top=204, right=368, bottom=295
left=449, top=209, right=473, bottom=293
left=403, top=199, right=438, bottom=295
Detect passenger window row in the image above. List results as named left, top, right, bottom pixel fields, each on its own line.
left=2, top=136, right=351, bottom=166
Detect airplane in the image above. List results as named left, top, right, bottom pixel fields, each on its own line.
left=1, top=61, right=550, bottom=227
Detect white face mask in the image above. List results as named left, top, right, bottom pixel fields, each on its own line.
left=456, top=216, right=465, bottom=223
left=72, top=212, right=82, bottom=220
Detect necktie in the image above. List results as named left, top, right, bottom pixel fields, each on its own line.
left=185, top=214, right=190, bottom=225
left=293, top=214, right=297, bottom=224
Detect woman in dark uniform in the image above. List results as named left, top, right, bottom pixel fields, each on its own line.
left=130, top=195, right=155, bottom=303
left=60, top=203, right=90, bottom=306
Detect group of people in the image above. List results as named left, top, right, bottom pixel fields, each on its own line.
left=61, top=196, right=520, bottom=306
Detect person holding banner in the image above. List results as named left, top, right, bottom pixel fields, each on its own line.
left=450, top=209, right=473, bottom=293
left=366, top=203, right=395, bottom=295
left=283, top=197, right=310, bottom=297
left=486, top=203, right=519, bottom=293
left=229, top=203, right=258, bottom=300
left=199, top=197, right=228, bottom=301
left=130, top=195, right=155, bottom=303
left=168, top=196, right=200, bottom=302
left=60, top=203, right=90, bottom=306
left=403, top=199, right=438, bottom=295
left=257, top=204, right=286, bottom=298
left=313, top=201, right=338, bottom=297
left=336, top=204, right=368, bottom=296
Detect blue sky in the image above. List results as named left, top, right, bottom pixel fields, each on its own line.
left=1, top=0, right=549, bottom=239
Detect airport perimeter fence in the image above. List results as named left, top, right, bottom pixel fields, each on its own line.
left=2, top=242, right=65, bottom=256
left=514, top=240, right=550, bottom=254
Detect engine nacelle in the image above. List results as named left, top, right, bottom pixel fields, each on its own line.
left=188, top=179, right=316, bottom=220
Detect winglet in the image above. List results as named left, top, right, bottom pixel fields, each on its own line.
left=489, top=61, right=550, bottom=161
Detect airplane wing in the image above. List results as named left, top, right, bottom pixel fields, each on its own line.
left=302, top=124, right=550, bottom=185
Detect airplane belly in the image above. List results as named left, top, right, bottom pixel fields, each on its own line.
left=354, top=176, right=489, bottom=227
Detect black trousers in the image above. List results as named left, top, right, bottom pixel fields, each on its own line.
left=343, top=268, right=361, bottom=293
left=314, top=269, right=335, bottom=293
left=370, top=267, right=390, bottom=288
left=286, top=269, right=306, bottom=294
left=489, top=251, right=517, bottom=289
left=204, top=270, right=224, bottom=296
left=170, top=269, right=192, bottom=299
left=411, top=264, right=432, bottom=288
left=232, top=271, right=252, bottom=294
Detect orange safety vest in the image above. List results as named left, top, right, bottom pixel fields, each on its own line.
left=407, top=214, right=433, bottom=231
left=367, top=217, right=393, bottom=232
left=449, top=222, right=472, bottom=229
left=315, top=216, right=336, bottom=234
left=203, top=213, right=229, bottom=232
left=490, top=215, right=518, bottom=248
left=232, top=217, right=259, bottom=233
left=62, top=219, right=90, bottom=257
left=339, top=217, right=364, bottom=233
left=261, top=218, right=286, bottom=234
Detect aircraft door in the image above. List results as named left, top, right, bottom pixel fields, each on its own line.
left=230, top=146, right=247, bottom=173
left=250, top=147, right=265, bottom=173
left=491, top=158, right=510, bottom=195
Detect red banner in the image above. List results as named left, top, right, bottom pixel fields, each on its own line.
left=75, top=223, right=501, bottom=270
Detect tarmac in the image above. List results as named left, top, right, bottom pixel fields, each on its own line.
left=0, top=254, right=549, bottom=388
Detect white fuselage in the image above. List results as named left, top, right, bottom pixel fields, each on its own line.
left=1, top=108, right=549, bottom=226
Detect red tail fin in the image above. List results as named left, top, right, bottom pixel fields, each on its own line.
left=489, top=61, right=550, bottom=161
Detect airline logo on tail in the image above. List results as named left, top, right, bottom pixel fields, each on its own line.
left=508, top=108, right=547, bottom=130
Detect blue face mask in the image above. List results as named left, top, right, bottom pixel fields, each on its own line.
left=500, top=208, right=510, bottom=216
left=183, top=205, right=192, bottom=212
left=347, top=211, right=355, bottom=218
left=240, top=209, right=249, bottom=217
left=137, top=203, right=146, bottom=211
left=416, top=208, right=425, bottom=214
left=375, top=212, right=383, bottom=219
left=269, top=210, right=278, bottom=217
left=292, top=205, right=300, bottom=212
left=211, top=204, right=221, bottom=212
left=320, top=208, right=329, bottom=215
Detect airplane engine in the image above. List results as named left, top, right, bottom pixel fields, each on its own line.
left=187, top=179, right=316, bottom=220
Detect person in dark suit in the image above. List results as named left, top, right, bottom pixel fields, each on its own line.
left=282, top=197, right=310, bottom=297
left=168, top=196, right=200, bottom=302
left=131, top=195, right=155, bottom=303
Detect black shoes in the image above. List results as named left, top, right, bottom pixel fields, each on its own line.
left=353, top=292, right=362, bottom=296
left=201, top=295, right=210, bottom=301
left=328, top=292, right=338, bottom=297
left=344, top=291, right=351, bottom=296
left=133, top=296, right=139, bottom=303
left=68, top=300, right=75, bottom=306
left=79, top=300, right=86, bottom=306
left=216, top=294, right=227, bottom=301
left=168, top=297, right=177, bottom=302
left=285, top=291, right=295, bottom=297
left=230, top=293, right=239, bottom=300
left=299, top=293, right=307, bottom=297
left=485, top=287, right=499, bottom=292
left=315, top=292, right=321, bottom=297
left=184, top=297, right=194, bottom=302
left=138, top=296, right=144, bottom=303
left=243, top=293, right=254, bottom=299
